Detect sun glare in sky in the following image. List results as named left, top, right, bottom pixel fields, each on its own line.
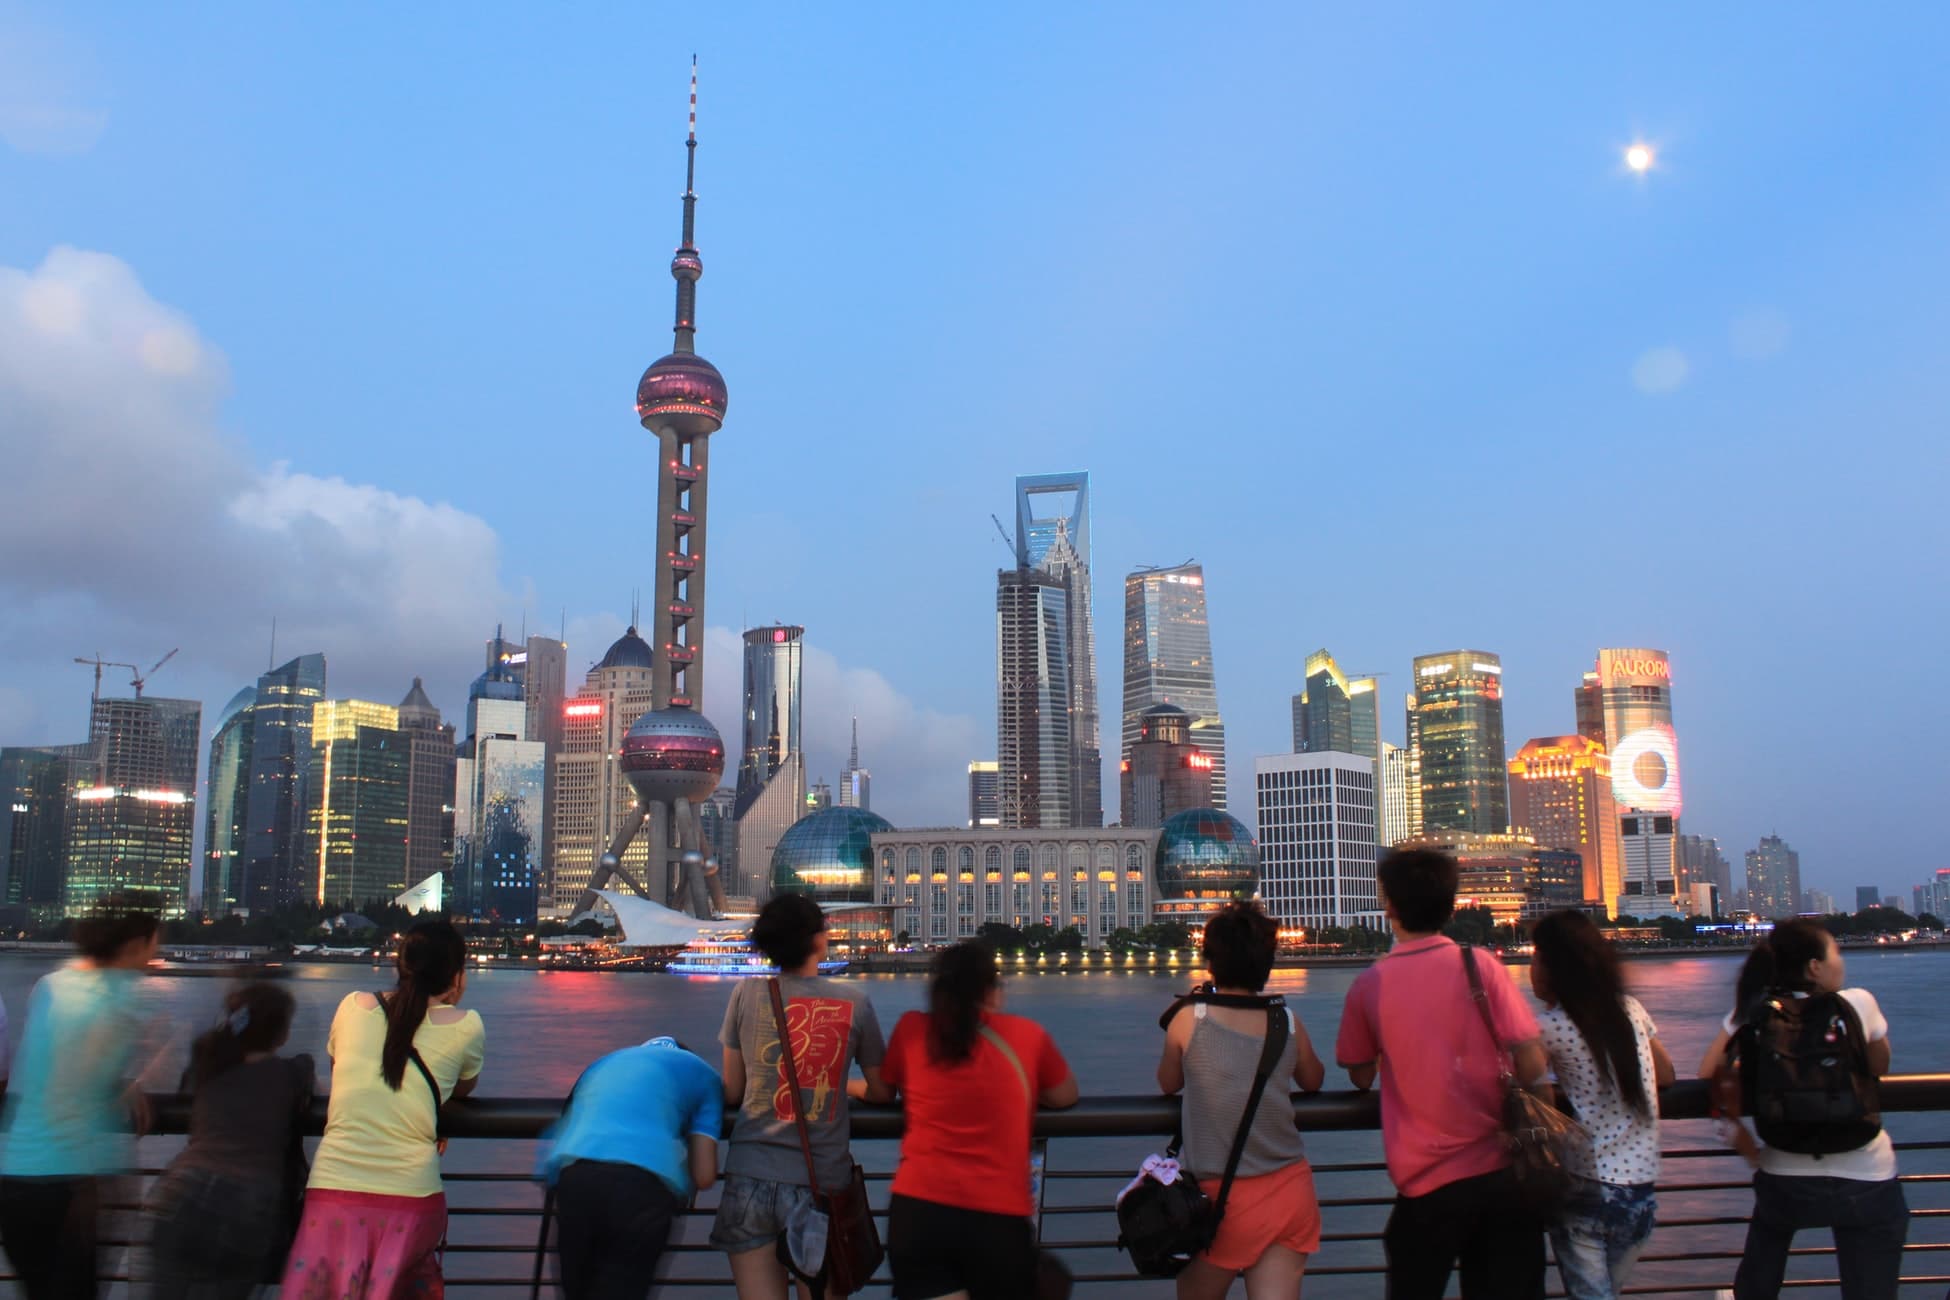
left=1625, top=142, right=1655, bottom=173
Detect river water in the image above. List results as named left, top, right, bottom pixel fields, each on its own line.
left=2, top=947, right=1944, bottom=1296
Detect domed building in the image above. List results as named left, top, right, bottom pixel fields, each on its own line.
left=771, top=807, right=894, bottom=904
left=1153, top=808, right=1260, bottom=919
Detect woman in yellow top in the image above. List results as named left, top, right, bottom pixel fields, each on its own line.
left=282, top=919, right=484, bottom=1300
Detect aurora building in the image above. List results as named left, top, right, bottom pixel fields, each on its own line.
left=1122, top=563, right=1227, bottom=814
left=1577, top=648, right=1684, bottom=917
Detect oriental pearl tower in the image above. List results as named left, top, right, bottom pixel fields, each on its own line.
left=571, top=59, right=732, bottom=921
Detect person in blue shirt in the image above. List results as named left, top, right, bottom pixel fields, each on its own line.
left=539, top=1036, right=723, bottom=1300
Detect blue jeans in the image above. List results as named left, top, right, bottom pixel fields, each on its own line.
left=1733, top=1172, right=1908, bottom=1299
left=1549, top=1178, right=1655, bottom=1300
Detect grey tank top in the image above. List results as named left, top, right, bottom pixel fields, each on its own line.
left=1179, top=1004, right=1306, bottom=1180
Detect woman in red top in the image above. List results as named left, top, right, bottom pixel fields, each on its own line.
left=882, top=942, right=1078, bottom=1300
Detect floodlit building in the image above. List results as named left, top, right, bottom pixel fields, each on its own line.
left=1507, top=735, right=1620, bottom=914
left=968, top=761, right=1001, bottom=828
left=454, top=650, right=546, bottom=923
left=1580, top=649, right=1685, bottom=916
left=64, top=695, right=202, bottom=917
left=1123, top=563, right=1227, bottom=812
left=871, top=825, right=1156, bottom=947
left=1378, top=741, right=1413, bottom=847
left=1394, top=830, right=1582, bottom=928
left=548, top=628, right=657, bottom=917
left=1254, top=752, right=1382, bottom=933
left=305, top=700, right=410, bottom=908
left=1291, top=649, right=1380, bottom=760
left=1408, top=652, right=1508, bottom=836
left=1120, top=704, right=1214, bottom=830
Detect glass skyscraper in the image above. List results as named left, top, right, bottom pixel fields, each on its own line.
left=1122, top=562, right=1226, bottom=813
left=1, top=745, right=86, bottom=919
left=1291, top=649, right=1379, bottom=760
left=1407, top=651, right=1508, bottom=836
left=242, top=653, right=327, bottom=914
left=65, top=695, right=203, bottom=917
left=202, top=686, right=257, bottom=916
left=454, top=649, right=545, bottom=922
left=735, top=626, right=806, bottom=900
left=305, top=699, right=410, bottom=907
left=1016, top=474, right=1101, bottom=828
left=997, top=568, right=1072, bottom=828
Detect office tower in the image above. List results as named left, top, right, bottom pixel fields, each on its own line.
left=454, top=650, right=546, bottom=922
left=62, top=695, right=201, bottom=917
left=997, top=567, right=1072, bottom=828
left=1408, top=652, right=1509, bottom=836
left=1122, top=563, right=1227, bottom=813
left=1120, top=705, right=1213, bottom=829
left=1745, top=835, right=1802, bottom=918
left=1855, top=886, right=1881, bottom=912
left=1394, top=830, right=1582, bottom=927
left=487, top=630, right=568, bottom=897
left=967, top=761, right=1001, bottom=828
left=698, top=786, right=739, bottom=897
left=1507, top=735, right=1620, bottom=913
left=1378, top=742, right=1411, bottom=847
left=551, top=628, right=657, bottom=917
left=1291, top=650, right=1380, bottom=760
left=201, top=687, right=256, bottom=915
left=305, top=700, right=410, bottom=906
left=1016, top=473, right=1102, bottom=827
left=396, top=679, right=456, bottom=892
left=241, top=653, right=327, bottom=914
left=570, top=62, right=733, bottom=922
left=1, top=745, right=87, bottom=919
left=734, top=626, right=806, bottom=901
left=1677, top=834, right=1732, bottom=902
left=1255, top=752, right=1381, bottom=931
left=1914, top=869, right=1950, bottom=920
left=838, top=717, right=871, bottom=811
left=807, top=781, right=833, bottom=813
left=1579, top=649, right=1684, bottom=915
left=1400, top=694, right=1424, bottom=837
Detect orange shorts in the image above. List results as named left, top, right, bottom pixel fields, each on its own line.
left=1197, top=1160, right=1321, bottom=1273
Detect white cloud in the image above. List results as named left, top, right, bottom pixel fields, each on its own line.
left=1631, top=346, right=1689, bottom=395
left=1731, top=310, right=1791, bottom=361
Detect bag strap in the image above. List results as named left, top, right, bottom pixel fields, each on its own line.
left=1211, top=1004, right=1289, bottom=1220
left=376, top=990, right=447, bottom=1134
left=1459, top=944, right=1515, bottom=1085
left=979, top=1023, right=1031, bottom=1103
left=767, top=977, right=825, bottom=1197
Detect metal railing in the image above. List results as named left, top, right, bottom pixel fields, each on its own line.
left=50, top=1076, right=1950, bottom=1296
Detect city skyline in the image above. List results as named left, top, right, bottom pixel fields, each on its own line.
left=3, top=7, right=1947, bottom=902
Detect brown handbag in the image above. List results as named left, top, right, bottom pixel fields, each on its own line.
left=1460, top=945, right=1586, bottom=1216
left=767, top=977, right=884, bottom=1295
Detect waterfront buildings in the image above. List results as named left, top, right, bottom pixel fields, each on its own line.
left=1395, top=829, right=1581, bottom=927
left=1805, top=888, right=1837, bottom=917
left=870, top=825, right=1156, bottom=946
left=1016, top=474, right=1102, bottom=828
left=698, top=785, right=739, bottom=899
left=838, top=718, right=871, bottom=811
left=967, top=761, right=1000, bottom=828
left=1677, top=834, right=1732, bottom=908
left=1744, top=834, right=1802, bottom=919
left=396, top=679, right=456, bottom=892
left=1, top=745, right=86, bottom=918
left=1123, top=563, right=1227, bottom=813
left=63, top=695, right=202, bottom=917
left=1915, top=869, right=1950, bottom=920
left=1408, top=652, right=1508, bottom=836
left=240, top=653, right=327, bottom=914
left=1120, top=704, right=1214, bottom=830
left=997, top=567, right=1072, bottom=828
left=1506, top=735, right=1619, bottom=912
left=1580, top=649, right=1685, bottom=916
left=454, top=652, right=545, bottom=922
left=1254, top=752, right=1381, bottom=933
left=735, top=626, right=806, bottom=898
left=550, top=628, right=656, bottom=917
left=1855, top=885, right=1881, bottom=912
left=1291, top=650, right=1379, bottom=760
left=201, top=687, right=256, bottom=916
left=1378, top=742, right=1412, bottom=847
left=484, top=631, right=567, bottom=897
left=305, top=699, right=410, bottom=907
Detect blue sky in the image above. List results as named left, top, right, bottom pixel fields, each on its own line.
left=2, top=3, right=1946, bottom=901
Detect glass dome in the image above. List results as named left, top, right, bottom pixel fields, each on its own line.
left=771, top=807, right=895, bottom=904
left=1155, top=808, right=1260, bottom=902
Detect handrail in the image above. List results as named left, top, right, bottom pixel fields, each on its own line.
left=146, top=1072, right=1950, bottom=1139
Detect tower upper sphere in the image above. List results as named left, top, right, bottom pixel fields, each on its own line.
left=638, top=57, right=727, bottom=440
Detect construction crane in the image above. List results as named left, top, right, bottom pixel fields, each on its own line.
left=73, top=655, right=139, bottom=709
left=130, top=648, right=178, bottom=698
left=989, top=514, right=1017, bottom=557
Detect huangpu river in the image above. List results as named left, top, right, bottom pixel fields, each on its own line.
left=2, top=947, right=1944, bottom=1296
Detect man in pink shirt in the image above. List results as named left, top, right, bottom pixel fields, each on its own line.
left=1336, top=847, right=1550, bottom=1299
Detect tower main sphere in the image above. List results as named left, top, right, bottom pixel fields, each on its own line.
left=637, top=352, right=727, bottom=437
left=621, top=707, right=726, bottom=805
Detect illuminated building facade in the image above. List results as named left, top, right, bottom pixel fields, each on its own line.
left=1395, top=830, right=1582, bottom=927
left=396, top=679, right=456, bottom=893
left=1016, top=474, right=1102, bottom=828
left=872, top=826, right=1155, bottom=947
left=241, top=653, right=327, bottom=914
left=454, top=650, right=545, bottom=922
left=2, top=746, right=84, bottom=919
left=549, top=628, right=657, bottom=918
left=63, top=696, right=201, bottom=917
left=1378, top=742, right=1412, bottom=847
left=1745, top=834, right=1802, bottom=919
left=484, top=631, right=568, bottom=895
left=968, top=761, right=1000, bottom=828
left=1507, top=735, right=1620, bottom=913
left=1409, top=652, right=1509, bottom=836
left=305, top=700, right=410, bottom=907
left=1291, top=649, right=1379, bottom=760
left=1254, top=752, right=1381, bottom=932
left=1152, top=809, right=1259, bottom=922
left=201, top=687, right=256, bottom=916
left=1581, top=648, right=1684, bottom=915
left=1120, top=704, right=1213, bottom=830
left=997, top=568, right=1072, bottom=828
left=1123, top=563, right=1227, bottom=812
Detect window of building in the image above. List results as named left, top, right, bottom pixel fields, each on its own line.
left=932, top=847, right=948, bottom=877
left=959, top=845, right=975, bottom=872
left=986, top=845, right=1003, bottom=874
left=906, top=846, right=922, bottom=873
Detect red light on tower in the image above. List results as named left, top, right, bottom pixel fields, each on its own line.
left=564, top=701, right=603, bottom=719
left=773, top=629, right=787, bottom=643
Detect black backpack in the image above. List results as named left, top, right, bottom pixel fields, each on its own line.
left=1736, top=989, right=1881, bottom=1156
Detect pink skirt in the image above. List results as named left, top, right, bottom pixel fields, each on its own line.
left=281, top=1188, right=447, bottom=1300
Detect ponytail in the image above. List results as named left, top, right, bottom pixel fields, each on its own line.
left=927, top=941, right=1000, bottom=1065
left=1732, top=918, right=1831, bottom=1026
left=382, top=919, right=466, bottom=1090
left=189, top=982, right=296, bottom=1089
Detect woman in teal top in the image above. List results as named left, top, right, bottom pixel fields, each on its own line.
left=0, top=911, right=162, bottom=1300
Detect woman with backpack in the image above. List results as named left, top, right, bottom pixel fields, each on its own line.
left=1699, top=919, right=1907, bottom=1299
left=141, top=982, right=314, bottom=1298
left=881, top=941, right=1078, bottom=1299
left=1155, top=902, right=1325, bottom=1300
left=1527, top=910, right=1676, bottom=1300
left=281, top=919, right=485, bottom=1299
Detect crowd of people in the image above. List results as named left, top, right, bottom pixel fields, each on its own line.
left=0, top=846, right=1914, bottom=1300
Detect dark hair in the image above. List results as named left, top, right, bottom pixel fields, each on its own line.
left=1531, top=910, right=1650, bottom=1116
left=1202, top=902, right=1278, bottom=991
left=752, top=894, right=826, bottom=971
left=1377, top=848, right=1458, bottom=933
left=382, top=919, right=467, bottom=1091
left=188, top=982, right=296, bottom=1089
left=1732, top=918, right=1833, bottom=1024
left=928, top=942, right=1000, bottom=1064
left=73, top=910, right=160, bottom=963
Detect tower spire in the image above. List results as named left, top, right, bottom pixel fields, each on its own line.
left=671, top=55, right=702, bottom=355
left=849, top=716, right=859, bottom=769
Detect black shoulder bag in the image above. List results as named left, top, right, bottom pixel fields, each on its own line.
left=1117, top=994, right=1289, bottom=1277
left=1460, top=945, right=1584, bottom=1216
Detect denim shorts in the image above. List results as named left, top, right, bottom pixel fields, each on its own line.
left=708, top=1174, right=819, bottom=1256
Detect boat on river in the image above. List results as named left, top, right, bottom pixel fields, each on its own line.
left=665, top=935, right=847, bottom=977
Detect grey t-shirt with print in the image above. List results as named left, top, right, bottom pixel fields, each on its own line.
left=719, top=975, right=885, bottom=1189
